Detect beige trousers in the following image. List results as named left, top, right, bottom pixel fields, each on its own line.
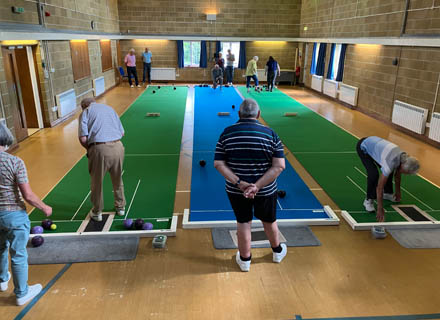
left=88, top=141, right=126, bottom=213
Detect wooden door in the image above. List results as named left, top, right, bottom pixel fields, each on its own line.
left=2, top=47, right=28, bottom=141
left=15, top=47, right=39, bottom=128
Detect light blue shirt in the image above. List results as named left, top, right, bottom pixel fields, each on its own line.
left=360, top=136, right=403, bottom=177
left=142, top=51, right=152, bottom=63
left=79, top=103, right=124, bottom=145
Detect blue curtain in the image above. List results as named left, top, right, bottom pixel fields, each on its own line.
left=315, top=43, right=327, bottom=76
left=216, top=41, right=222, bottom=54
left=177, top=40, right=184, bottom=68
left=326, top=44, right=335, bottom=80
left=336, top=44, right=347, bottom=82
left=200, top=41, right=207, bottom=68
left=310, top=43, right=317, bottom=74
left=238, top=41, right=246, bottom=69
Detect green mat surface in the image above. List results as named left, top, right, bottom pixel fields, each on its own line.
left=30, top=86, right=188, bottom=233
left=238, top=87, right=440, bottom=224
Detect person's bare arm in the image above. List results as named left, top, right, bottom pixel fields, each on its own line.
left=18, top=183, right=52, bottom=217
left=214, top=160, right=251, bottom=192
left=376, top=174, right=388, bottom=222
left=79, top=136, right=88, bottom=149
left=244, top=157, right=286, bottom=198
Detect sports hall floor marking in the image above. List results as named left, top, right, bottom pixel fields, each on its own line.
left=14, top=263, right=72, bottom=320
left=124, top=179, right=141, bottom=219
left=277, top=199, right=284, bottom=210
left=71, top=190, right=91, bottom=221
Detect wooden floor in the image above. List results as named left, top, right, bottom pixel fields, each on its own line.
left=2, top=84, right=440, bottom=320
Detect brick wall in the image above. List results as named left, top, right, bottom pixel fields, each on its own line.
left=119, top=40, right=297, bottom=83
left=300, top=0, right=406, bottom=38
left=0, top=0, right=119, bottom=33
left=118, top=0, right=301, bottom=37
left=406, top=0, right=440, bottom=35
left=302, top=43, right=440, bottom=138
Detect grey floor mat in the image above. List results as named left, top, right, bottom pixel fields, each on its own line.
left=27, top=235, right=140, bottom=264
left=389, top=229, right=440, bottom=249
left=212, top=226, right=321, bottom=249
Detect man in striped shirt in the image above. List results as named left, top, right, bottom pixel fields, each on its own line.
left=214, top=98, right=287, bottom=272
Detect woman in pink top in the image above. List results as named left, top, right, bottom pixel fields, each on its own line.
left=124, top=48, right=140, bottom=88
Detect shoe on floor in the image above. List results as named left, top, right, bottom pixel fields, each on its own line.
left=235, top=252, right=250, bottom=272
left=115, top=208, right=125, bottom=216
left=273, top=243, right=287, bottom=263
left=16, top=284, right=42, bottom=306
left=130, top=85, right=134, bottom=88
left=0, top=271, right=11, bottom=291
left=363, top=199, right=375, bottom=212
left=383, top=193, right=397, bottom=202
left=137, top=85, right=141, bottom=88
left=90, top=211, right=102, bottom=222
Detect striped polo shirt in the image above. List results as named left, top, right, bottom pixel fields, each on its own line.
left=0, top=151, right=28, bottom=212
left=214, top=119, right=284, bottom=196
left=360, top=136, right=403, bottom=177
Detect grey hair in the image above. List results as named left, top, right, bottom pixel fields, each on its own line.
left=400, top=153, right=420, bottom=174
left=81, top=97, right=95, bottom=109
left=253, top=56, right=259, bottom=61
left=239, top=98, right=260, bottom=118
left=129, top=48, right=135, bottom=52
left=0, top=122, right=14, bottom=147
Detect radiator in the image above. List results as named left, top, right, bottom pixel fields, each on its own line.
left=151, top=68, right=176, bottom=81
left=428, top=112, right=440, bottom=142
left=257, top=69, right=266, bottom=82
left=55, top=89, right=77, bottom=118
left=339, top=83, right=358, bottom=107
left=311, top=75, right=323, bottom=92
left=323, top=79, right=339, bottom=98
left=391, top=100, right=428, bottom=134
left=93, top=76, right=105, bottom=97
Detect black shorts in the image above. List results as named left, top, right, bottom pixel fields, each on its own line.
left=227, top=193, right=277, bottom=223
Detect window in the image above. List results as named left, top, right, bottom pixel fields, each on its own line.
left=183, top=41, right=201, bottom=67
left=100, top=40, right=112, bottom=72
left=329, top=44, right=342, bottom=80
left=220, top=42, right=240, bottom=68
left=70, top=40, right=91, bottom=81
left=310, top=43, right=320, bottom=75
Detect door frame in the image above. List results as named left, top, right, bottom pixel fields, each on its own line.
left=26, top=46, right=44, bottom=129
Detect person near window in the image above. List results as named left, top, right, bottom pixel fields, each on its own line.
left=226, top=49, right=235, bottom=85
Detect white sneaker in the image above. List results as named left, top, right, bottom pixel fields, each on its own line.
left=383, top=193, right=396, bottom=202
left=137, top=85, right=141, bottom=88
left=273, top=243, right=287, bottom=263
left=115, top=208, right=125, bottom=216
left=90, top=211, right=102, bottom=222
left=235, top=252, right=250, bottom=272
left=130, top=85, right=134, bottom=88
left=363, top=199, right=375, bottom=212
left=16, top=284, right=42, bottom=306
left=0, top=272, right=10, bottom=291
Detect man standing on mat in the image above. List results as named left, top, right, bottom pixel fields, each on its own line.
left=142, top=47, right=152, bottom=85
left=214, top=98, right=287, bottom=272
left=211, top=64, right=223, bottom=90
left=124, top=48, right=140, bottom=88
left=356, top=136, right=420, bottom=222
left=79, top=98, right=126, bottom=222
